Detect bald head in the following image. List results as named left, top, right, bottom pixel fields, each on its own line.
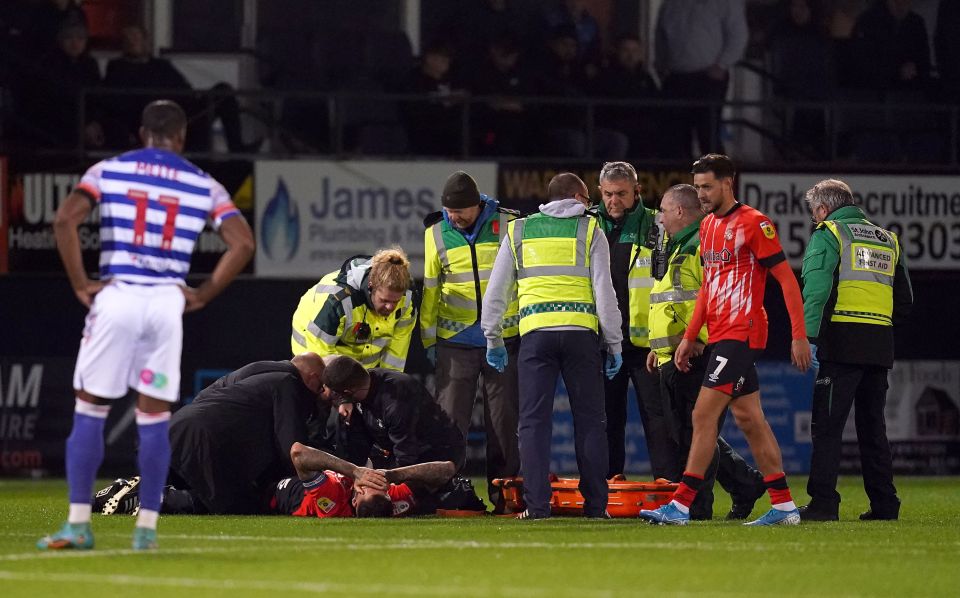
left=547, top=173, right=589, bottom=204
left=660, top=184, right=704, bottom=235
left=663, top=184, right=700, bottom=211
left=291, top=352, right=326, bottom=394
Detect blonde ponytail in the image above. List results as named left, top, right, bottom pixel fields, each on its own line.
left=369, top=246, right=411, bottom=293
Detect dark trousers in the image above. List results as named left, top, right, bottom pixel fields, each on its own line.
left=604, top=348, right=678, bottom=479
left=168, top=423, right=279, bottom=515
left=661, top=356, right=764, bottom=518
left=716, top=437, right=765, bottom=506
left=518, top=330, right=608, bottom=517
left=661, top=70, right=729, bottom=159
left=435, top=340, right=520, bottom=512
left=807, top=362, right=899, bottom=514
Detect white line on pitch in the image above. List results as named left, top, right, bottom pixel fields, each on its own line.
left=0, top=570, right=621, bottom=598
left=1, top=533, right=949, bottom=555
left=0, top=546, right=236, bottom=562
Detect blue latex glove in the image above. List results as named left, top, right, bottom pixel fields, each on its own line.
left=486, top=346, right=508, bottom=373
left=425, top=346, right=437, bottom=367
left=604, top=353, right=623, bottom=380
left=810, top=343, right=820, bottom=372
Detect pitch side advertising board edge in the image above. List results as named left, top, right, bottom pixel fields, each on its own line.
left=496, top=162, right=693, bottom=214
left=739, top=173, right=960, bottom=270
left=2, top=161, right=255, bottom=274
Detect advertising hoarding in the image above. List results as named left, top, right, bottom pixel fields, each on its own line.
left=739, top=173, right=960, bottom=269
left=255, top=160, right=498, bottom=277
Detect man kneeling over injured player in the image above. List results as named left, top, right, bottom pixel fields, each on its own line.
left=272, top=442, right=459, bottom=518
left=96, top=442, right=483, bottom=517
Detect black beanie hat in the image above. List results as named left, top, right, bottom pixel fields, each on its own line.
left=441, top=171, right=481, bottom=209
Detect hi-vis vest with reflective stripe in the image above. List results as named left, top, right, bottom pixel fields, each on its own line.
left=628, top=242, right=656, bottom=348
left=648, top=235, right=707, bottom=366
left=421, top=213, right=519, bottom=347
left=821, top=219, right=899, bottom=326
left=598, top=206, right=659, bottom=348
left=290, top=271, right=416, bottom=371
left=508, top=213, right=598, bottom=335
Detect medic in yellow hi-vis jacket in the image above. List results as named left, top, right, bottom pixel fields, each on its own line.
left=291, top=248, right=415, bottom=371
left=595, top=161, right=676, bottom=480
left=800, top=179, right=912, bottom=521
left=421, top=171, right=520, bottom=513
left=482, top=173, right=624, bottom=520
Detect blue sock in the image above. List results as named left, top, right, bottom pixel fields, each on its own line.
left=136, top=411, right=171, bottom=513
left=66, top=399, right=110, bottom=506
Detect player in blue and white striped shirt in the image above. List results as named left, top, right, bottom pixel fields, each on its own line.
left=39, top=100, right=255, bottom=551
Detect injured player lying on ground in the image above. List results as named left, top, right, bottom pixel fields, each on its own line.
left=94, top=443, right=485, bottom=518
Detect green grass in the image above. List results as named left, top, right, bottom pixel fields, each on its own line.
left=1, top=477, right=958, bottom=597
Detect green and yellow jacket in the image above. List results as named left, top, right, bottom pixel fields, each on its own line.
left=648, top=221, right=708, bottom=366
left=801, top=205, right=913, bottom=368
left=421, top=196, right=519, bottom=348
left=291, top=256, right=416, bottom=371
left=595, top=200, right=660, bottom=350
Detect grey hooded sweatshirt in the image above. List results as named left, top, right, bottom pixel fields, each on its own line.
left=481, top=197, right=623, bottom=354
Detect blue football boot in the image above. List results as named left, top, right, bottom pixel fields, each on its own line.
left=744, top=507, right=802, bottom=526
left=132, top=527, right=158, bottom=550
left=638, top=502, right=690, bottom=525
left=37, top=522, right=94, bottom=550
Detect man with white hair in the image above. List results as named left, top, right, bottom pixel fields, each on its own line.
left=799, top=178, right=912, bottom=521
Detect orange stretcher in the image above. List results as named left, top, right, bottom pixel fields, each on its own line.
left=492, top=475, right=678, bottom=518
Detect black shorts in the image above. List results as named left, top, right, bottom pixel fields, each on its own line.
left=270, top=476, right=306, bottom=515
left=701, top=340, right=760, bottom=398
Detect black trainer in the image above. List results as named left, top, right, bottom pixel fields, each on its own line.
left=726, top=487, right=766, bottom=520
left=860, top=498, right=900, bottom=521
left=859, top=509, right=898, bottom=521
left=584, top=510, right=612, bottom=519
left=798, top=504, right=839, bottom=521
left=100, top=476, right=141, bottom=515
left=516, top=509, right=550, bottom=520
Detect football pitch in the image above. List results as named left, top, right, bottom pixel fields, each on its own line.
left=1, top=477, right=957, bottom=597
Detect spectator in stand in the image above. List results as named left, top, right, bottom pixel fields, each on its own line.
left=827, top=0, right=867, bottom=82
left=467, top=34, right=534, bottom=156
left=18, top=20, right=103, bottom=148
left=934, top=0, right=960, bottom=100
left=2, top=0, right=86, bottom=60
left=434, top=0, right=533, bottom=75
left=404, top=41, right=465, bottom=156
left=596, top=35, right=661, bottom=159
left=846, top=0, right=931, bottom=93
left=768, top=0, right=836, bottom=157
left=103, top=25, right=257, bottom=153
left=531, top=24, right=627, bottom=158
left=102, top=25, right=191, bottom=149
left=827, top=0, right=868, bottom=38
left=1, top=2, right=38, bottom=125
left=655, top=0, right=748, bottom=159
left=543, top=0, right=603, bottom=79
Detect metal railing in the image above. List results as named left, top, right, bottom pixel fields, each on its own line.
left=2, top=85, right=959, bottom=169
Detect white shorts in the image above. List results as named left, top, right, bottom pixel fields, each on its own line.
left=73, top=281, right=185, bottom=402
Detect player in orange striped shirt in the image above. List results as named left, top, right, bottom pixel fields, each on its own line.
left=640, top=154, right=811, bottom=526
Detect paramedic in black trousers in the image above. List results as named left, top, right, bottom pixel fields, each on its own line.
left=167, top=354, right=327, bottom=514
left=482, top=173, right=623, bottom=519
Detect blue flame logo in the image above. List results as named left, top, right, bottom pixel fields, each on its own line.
left=261, top=178, right=300, bottom=261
